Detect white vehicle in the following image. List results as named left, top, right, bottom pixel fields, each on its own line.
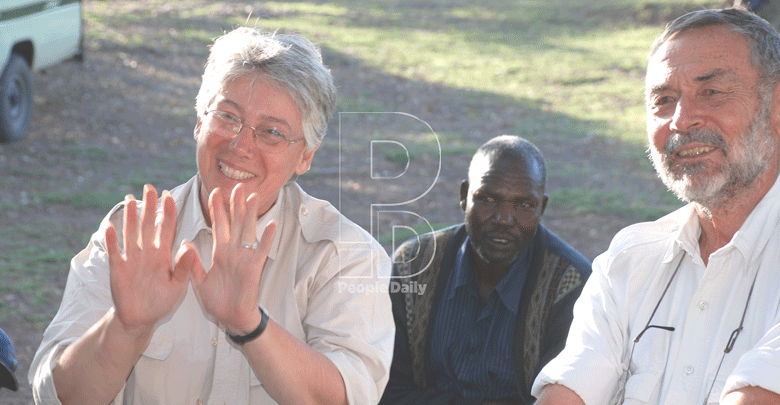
left=0, top=0, right=83, bottom=142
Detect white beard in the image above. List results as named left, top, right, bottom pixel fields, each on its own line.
left=649, top=102, right=775, bottom=209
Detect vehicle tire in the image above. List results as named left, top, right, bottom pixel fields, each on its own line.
left=0, top=54, right=33, bottom=143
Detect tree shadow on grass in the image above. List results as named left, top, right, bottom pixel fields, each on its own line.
left=298, top=44, right=674, bottom=258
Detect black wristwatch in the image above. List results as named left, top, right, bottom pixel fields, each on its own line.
left=226, top=305, right=269, bottom=345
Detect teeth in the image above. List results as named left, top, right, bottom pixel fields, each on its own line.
left=219, top=162, right=255, bottom=180
left=678, top=146, right=715, bottom=157
left=492, top=238, right=509, bottom=244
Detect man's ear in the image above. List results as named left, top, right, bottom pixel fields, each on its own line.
left=772, top=83, right=780, bottom=139
left=459, top=180, right=469, bottom=211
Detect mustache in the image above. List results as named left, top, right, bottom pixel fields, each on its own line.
left=664, top=129, right=728, bottom=156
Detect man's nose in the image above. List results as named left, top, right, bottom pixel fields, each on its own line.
left=669, top=95, right=705, bottom=133
left=491, top=202, right=516, bottom=225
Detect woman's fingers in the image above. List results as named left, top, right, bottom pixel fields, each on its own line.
left=238, top=188, right=261, bottom=250
left=123, top=195, right=139, bottom=257
left=209, top=188, right=230, bottom=246
left=157, top=190, right=177, bottom=251
left=211, top=184, right=265, bottom=251
left=140, top=184, right=159, bottom=247
left=255, top=220, right=276, bottom=260
left=105, top=224, right=123, bottom=271
left=230, top=185, right=248, bottom=245
left=175, top=240, right=202, bottom=284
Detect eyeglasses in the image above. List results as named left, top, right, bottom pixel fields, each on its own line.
left=700, top=265, right=758, bottom=405
left=204, top=109, right=305, bottom=153
left=612, top=256, right=682, bottom=405
left=612, top=252, right=759, bottom=405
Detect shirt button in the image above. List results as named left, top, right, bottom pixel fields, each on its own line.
left=211, top=337, right=218, bottom=347
left=699, top=301, right=709, bottom=310
left=301, top=207, right=308, bottom=216
left=196, top=399, right=203, bottom=405
left=684, top=365, right=694, bottom=375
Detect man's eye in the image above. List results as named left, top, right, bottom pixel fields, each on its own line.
left=512, top=199, right=534, bottom=209
left=654, top=96, right=674, bottom=107
left=705, top=89, right=721, bottom=96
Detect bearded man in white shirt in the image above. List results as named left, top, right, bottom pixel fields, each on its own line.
left=532, top=7, right=780, bottom=405
left=28, top=27, right=394, bottom=405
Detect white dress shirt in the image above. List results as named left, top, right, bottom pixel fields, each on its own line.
left=532, top=175, right=780, bottom=405
left=29, top=175, right=394, bottom=405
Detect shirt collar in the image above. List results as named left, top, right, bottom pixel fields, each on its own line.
left=494, top=249, right=529, bottom=314
left=180, top=175, right=284, bottom=262
left=673, top=204, right=701, bottom=265
left=254, top=189, right=283, bottom=262
left=449, top=241, right=473, bottom=297
left=447, top=235, right=529, bottom=314
left=670, top=175, right=780, bottom=274
left=728, top=174, right=780, bottom=273
left=176, top=175, right=210, bottom=244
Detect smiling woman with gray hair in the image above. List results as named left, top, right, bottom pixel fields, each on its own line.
left=29, top=27, right=393, bottom=405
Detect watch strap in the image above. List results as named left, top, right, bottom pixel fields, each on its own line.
left=227, top=305, right=269, bottom=345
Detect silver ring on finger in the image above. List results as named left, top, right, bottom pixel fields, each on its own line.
left=240, top=240, right=259, bottom=251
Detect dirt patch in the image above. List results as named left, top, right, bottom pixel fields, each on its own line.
left=0, top=2, right=680, bottom=402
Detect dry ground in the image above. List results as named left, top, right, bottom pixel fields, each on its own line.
left=0, top=1, right=698, bottom=402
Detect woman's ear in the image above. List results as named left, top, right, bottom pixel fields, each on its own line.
left=193, top=116, right=203, bottom=140
left=295, top=143, right=319, bottom=175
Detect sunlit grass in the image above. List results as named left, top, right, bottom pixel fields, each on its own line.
left=241, top=0, right=720, bottom=147
left=0, top=0, right=722, bottom=319
left=82, top=0, right=721, bottom=149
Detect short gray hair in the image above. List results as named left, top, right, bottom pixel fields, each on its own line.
left=469, top=135, right=547, bottom=191
left=195, top=27, right=337, bottom=151
left=649, top=7, right=780, bottom=93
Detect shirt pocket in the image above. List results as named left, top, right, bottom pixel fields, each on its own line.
left=623, top=371, right=662, bottom=404
left=140, top=332, right=174, bottom=361
left=127, top=333, right=175, bottom=404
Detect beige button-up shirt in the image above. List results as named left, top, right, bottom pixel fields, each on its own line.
left=29, top=176, right=394, bottom=404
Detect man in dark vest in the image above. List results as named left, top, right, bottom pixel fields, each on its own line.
left=380, top=135, right=591, bottom=405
